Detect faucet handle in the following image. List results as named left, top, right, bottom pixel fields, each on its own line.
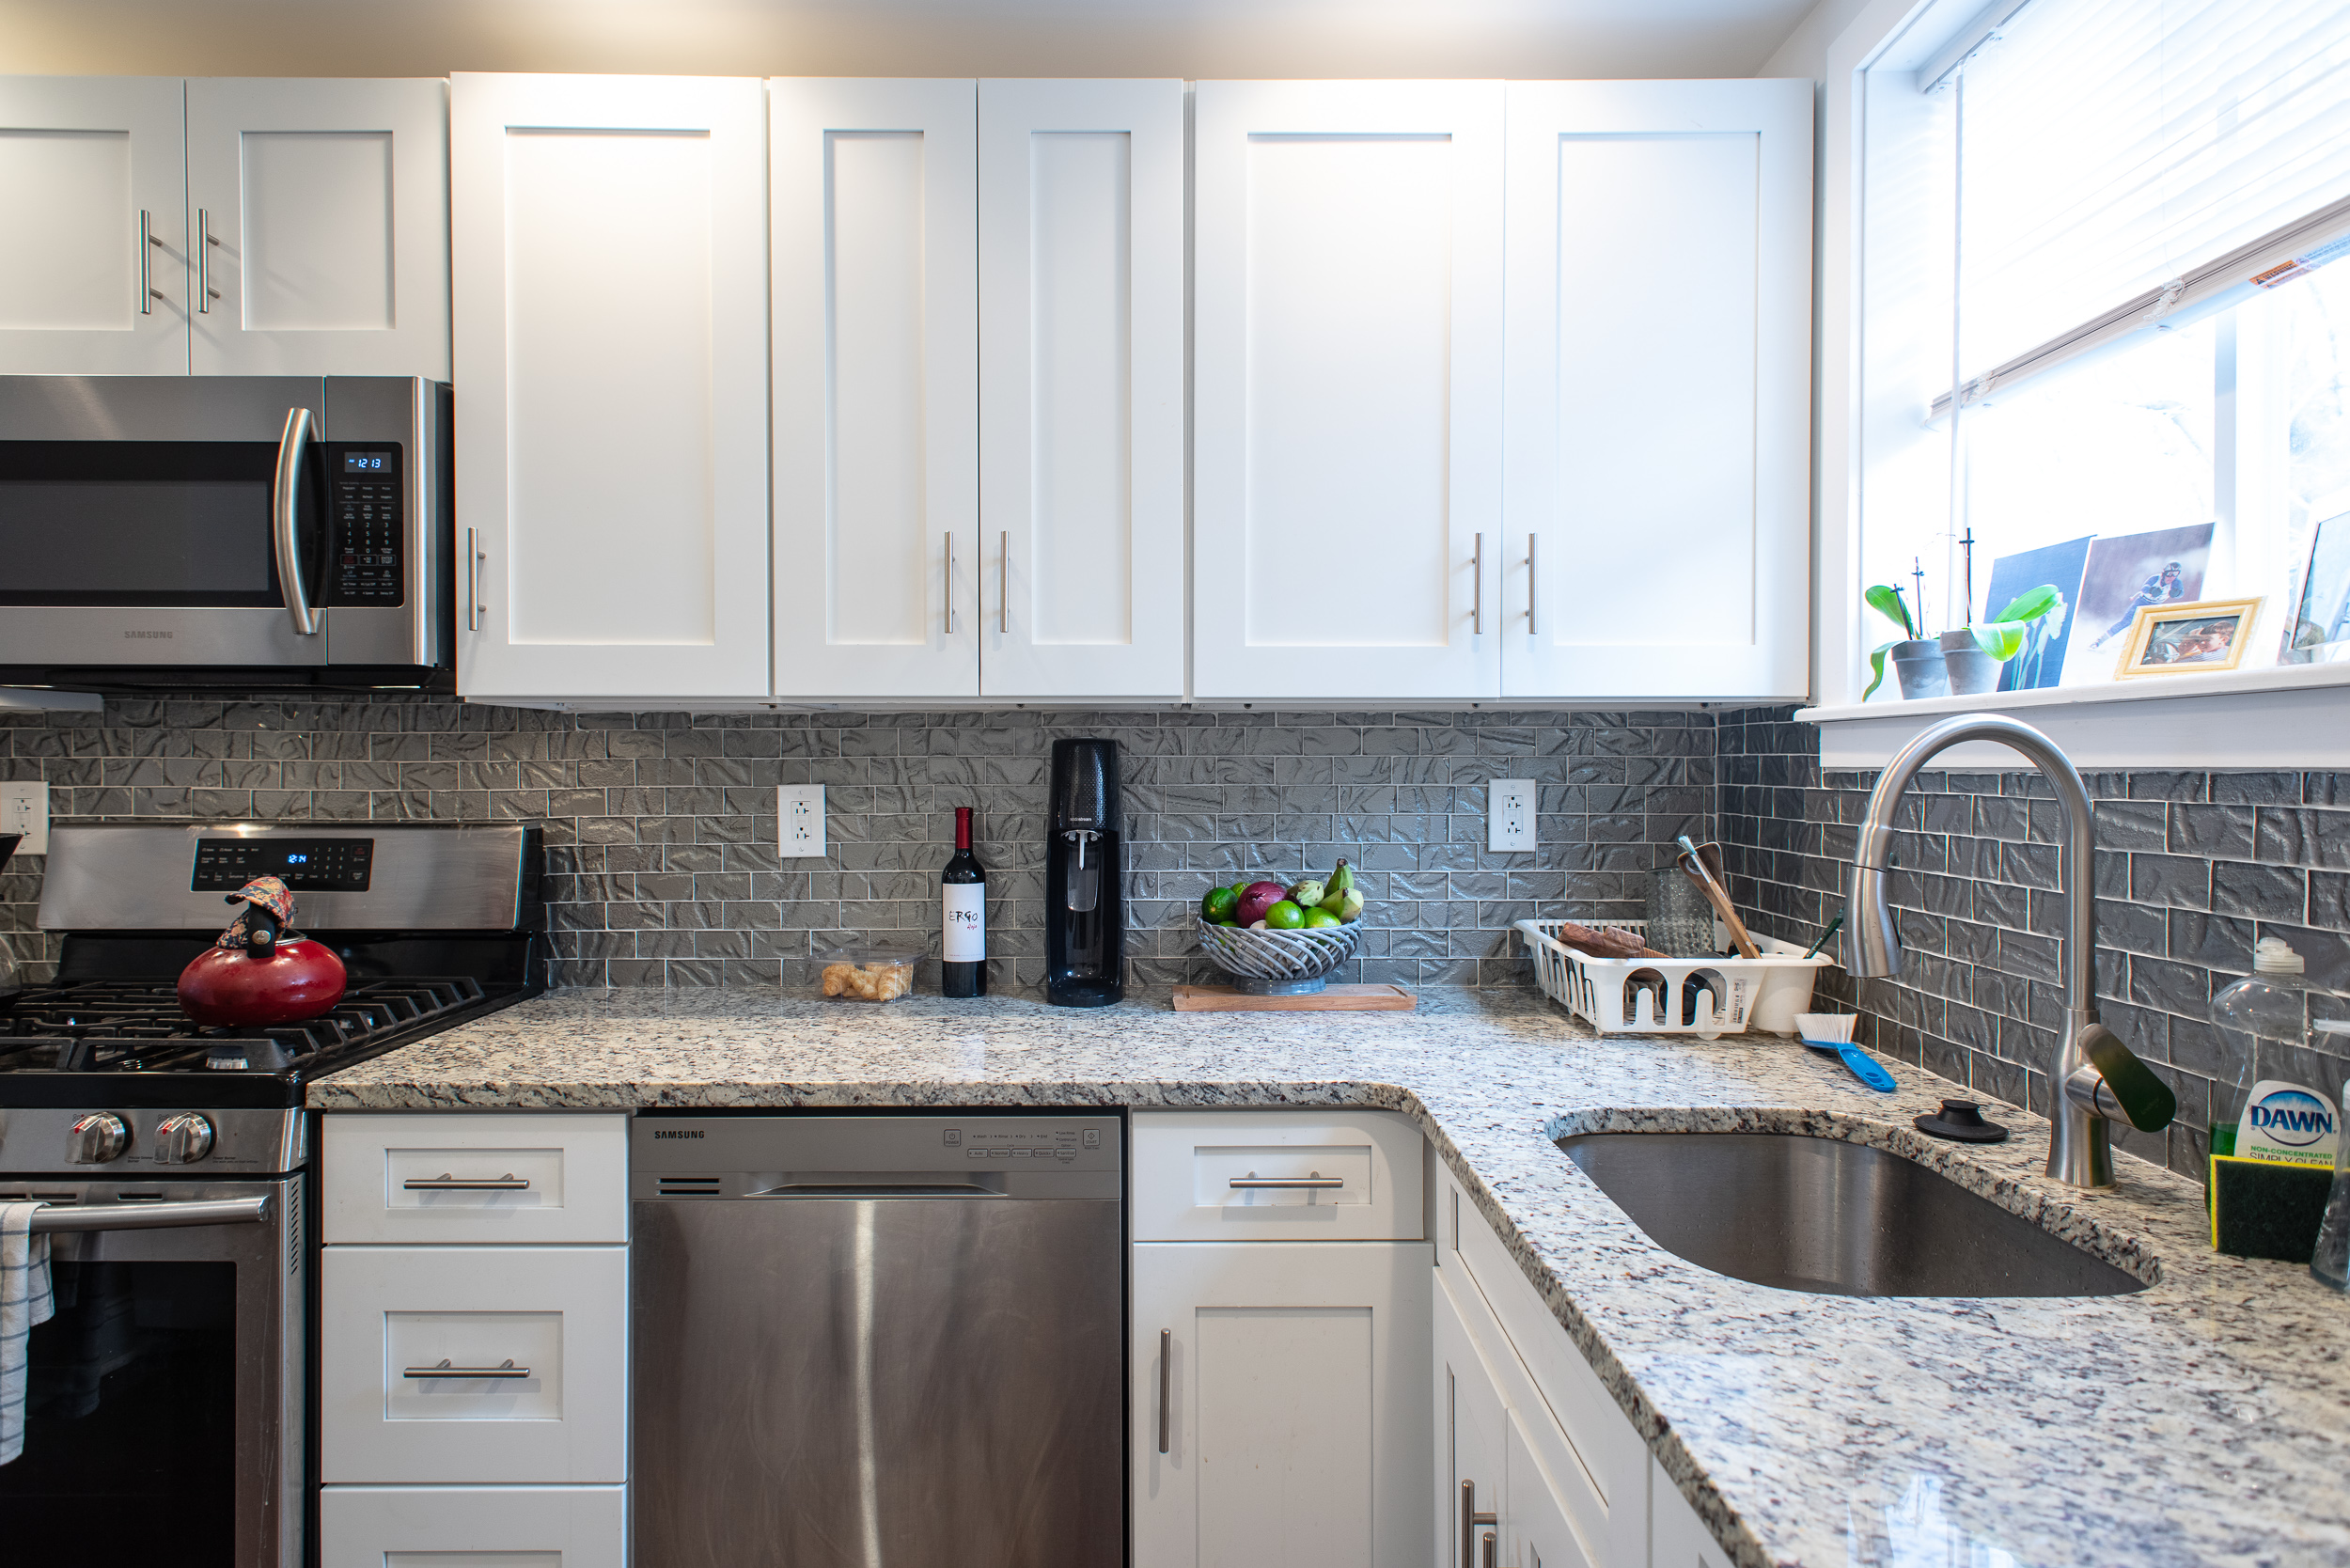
left=2076, top=1022, right=2178, bottom=1133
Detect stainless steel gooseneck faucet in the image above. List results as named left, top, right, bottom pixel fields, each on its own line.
left=1847, top=713, right=2175, bottom=1189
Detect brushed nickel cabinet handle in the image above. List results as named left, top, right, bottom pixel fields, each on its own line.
left=1482, top=1529, right=1497, bottom=1568
left=1527, top=533, right=1539, bottom=635
left=1473, top=533, right=1484, bottom=635
left=196, top=207, right=215, bottom=312
left=465, top=528, right=480, bottom=632
left=1462, top=1480, right=1496, bottom=1568
left=1229, top=1170, right=1341, bottom=1190
left=999, top=529, right=1009, bottom=635
left=139, top=209, right=157, bottom=313
left=403, top=1357, right=530, bottom=1379
left=402, top=1172, right=529, bottom=1190
left=1158, top=1328, right=1171, bottom=1453
left=945, top=531, right=957, bottom=635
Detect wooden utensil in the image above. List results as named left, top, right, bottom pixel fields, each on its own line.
left=1675, top=835, right=1761, bottom=959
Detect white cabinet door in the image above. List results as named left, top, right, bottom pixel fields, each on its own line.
left=977, top=78, right=1184, bottom=700
left=0, top=76, right=187, bottom=374
left=321, top=1484, right=626, bottom=1568
left=1507, top=1410, right=1601, bottom=1568
left=771, top=77, right=979, bottom=698
left=1437, top=1272, right=1512, bottom=1568
left=1193, top=81, right=1504, bottom=702
left=1500, top=79, right=1811, bottom=700
left=186, top=78, right=450, bottom=379
left=451, top=72, right=771, bottom=700
left=1135, top=1240, right=1432, bottom=1568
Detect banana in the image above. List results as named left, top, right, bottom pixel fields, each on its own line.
left=1319, top=859, right=1355, bottom=913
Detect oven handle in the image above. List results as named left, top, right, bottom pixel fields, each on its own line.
left=274, top=405, right=321, bottom=636
left=27, top=1195, right=271, bottom=1233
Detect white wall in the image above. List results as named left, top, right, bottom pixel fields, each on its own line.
left=0, top=0, right=1822, bottom=81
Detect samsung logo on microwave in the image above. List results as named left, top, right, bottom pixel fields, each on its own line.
left=651, top=1129, right=705, bottom=1139
left=123, top=630, right=175, bottom=639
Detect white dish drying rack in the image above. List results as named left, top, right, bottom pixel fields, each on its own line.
left=1514, top=917, right=1831, bottom=1036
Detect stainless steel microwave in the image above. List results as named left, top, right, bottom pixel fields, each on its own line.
left=0, top=375, right=450, bottom=691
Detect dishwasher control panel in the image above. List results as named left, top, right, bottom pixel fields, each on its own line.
left=631, top=1113, right=1123, bottom=1200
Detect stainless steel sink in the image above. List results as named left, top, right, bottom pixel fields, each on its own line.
left=1556, top=1132, right=2147, bottom=1298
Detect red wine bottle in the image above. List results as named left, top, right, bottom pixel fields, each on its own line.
left=941, top=806, right=987, bottom=997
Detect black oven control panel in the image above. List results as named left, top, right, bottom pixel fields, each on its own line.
left=326, top=446, right=404, bottom=606
left=193, top=837, right=375, bottom=892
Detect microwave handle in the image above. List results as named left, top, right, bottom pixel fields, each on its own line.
left=274, top=406, right=321, bottom=636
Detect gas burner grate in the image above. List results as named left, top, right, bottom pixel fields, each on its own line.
left=0, top=976, right=486, bottom=1074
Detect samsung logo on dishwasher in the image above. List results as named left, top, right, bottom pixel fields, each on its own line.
left=651, top=1129, right=705, bottom=1139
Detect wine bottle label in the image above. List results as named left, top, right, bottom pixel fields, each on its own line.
left=943, top=884, right=987, bottom=962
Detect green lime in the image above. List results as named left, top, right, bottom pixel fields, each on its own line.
left=1263, top=900, right=1306, bottom=930
left=1302, top=907, right=1343, bottom=928
left=1201, top=886, right=1239, bottom=923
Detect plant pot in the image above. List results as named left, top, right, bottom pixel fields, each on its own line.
left=1890, top=638, right=1950, bottom=698
left=1940, top=629, right=2005, bottom=696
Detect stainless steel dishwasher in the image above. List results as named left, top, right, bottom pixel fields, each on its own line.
left=632, top=1112, right=1125, bottom=1567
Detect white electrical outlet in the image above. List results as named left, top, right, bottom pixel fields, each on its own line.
left=776, top=785, right=826, bottom=857
left=1, top=781, right=49, bottom=855
left=1488, top=778, right=1536, bottom=854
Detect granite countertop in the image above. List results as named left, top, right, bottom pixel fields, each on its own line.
left=312, top=987, right=2350, bottom=1568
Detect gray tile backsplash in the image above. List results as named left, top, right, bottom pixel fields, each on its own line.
left=1716, top=705, right=2350, bottom=1185
left=0, top=696, right=1715, bottom=995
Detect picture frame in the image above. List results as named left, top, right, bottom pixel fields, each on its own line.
left=2113, top=596, right=2264, bottom=679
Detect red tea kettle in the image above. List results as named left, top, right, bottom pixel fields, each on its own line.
left=178, top=875, right=348, bottom=1027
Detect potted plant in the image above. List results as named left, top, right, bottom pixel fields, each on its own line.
left=1942, top=585, right=2060, bottom=696
left=1863, top=585, right=1946, bottom=698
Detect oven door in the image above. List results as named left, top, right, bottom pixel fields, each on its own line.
left=0, top=376, right=329, bottom=667
left=0, top=1180, right=301, bottom=1568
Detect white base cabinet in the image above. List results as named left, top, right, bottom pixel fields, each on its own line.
left=1134, top=1240, right=1433, bottom=1568
left=1650, top=1457, right=1737, bottom=1568
left=321, top=1483, right=626, bottom=1568
left=1434, top=1168, right=1655, bottom=1568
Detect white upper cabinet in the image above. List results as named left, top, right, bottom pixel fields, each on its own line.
left=771, top=78, right=980, bottom=699
left=978, top=79, right=1185, bottom=701
left=451, top=72, right=771, bottom=699
left=186, top=78, right=450, bottom=379
left=1192, top=80, right=1506, bottom=702
left=1500, top=79, right=1812, bottom=700
left=0, top=76, right=188, bottom=374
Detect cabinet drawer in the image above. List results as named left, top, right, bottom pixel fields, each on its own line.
left=324, top=1113, right=628, bottom=1244
left=322, top=1246, right=627, bottom=1483
left=321, top=1483, right=625, bottom=1568
left=1133, top=1110, right=1423, bottom=1241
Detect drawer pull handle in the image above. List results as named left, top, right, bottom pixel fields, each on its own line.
left=404, top=1358, right=530, bottom=1380
left=403, top=1172, right=530, bottom=1191
left=1229, top=1170, right=1343, bottom=1190
left=1462, top=1481, right=1497, bottom=1568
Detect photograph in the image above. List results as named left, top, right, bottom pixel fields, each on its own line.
left=2114, top=596, right=2264, bottom=678
left=2065, top=523, right=2215, bottom=682
left=1983, top=535, right=2092, bottom=690
left=2280, top=508, right=2350, bottom=663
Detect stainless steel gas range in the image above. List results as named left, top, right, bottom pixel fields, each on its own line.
left=0, top=823, right=545, bottom=1567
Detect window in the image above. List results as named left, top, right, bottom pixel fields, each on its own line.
left=1857, top=0, right=2350, bottom=698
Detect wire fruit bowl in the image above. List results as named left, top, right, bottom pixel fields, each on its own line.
left=1197, top=918, right=1365, bottom=996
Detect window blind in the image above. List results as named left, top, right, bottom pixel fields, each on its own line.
left=1952, top=0, right=2350, bottom=383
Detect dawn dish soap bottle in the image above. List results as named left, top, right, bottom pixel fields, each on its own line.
left=2207, top=938, right=2348, bottom=1263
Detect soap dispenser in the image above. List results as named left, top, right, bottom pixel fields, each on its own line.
left=1045, top=739, right=1124, bottom=1007
left=2206, top=937, right=2347, bottom=1263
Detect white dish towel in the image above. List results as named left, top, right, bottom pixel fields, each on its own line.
left=0, top=1201, right=54, bottom=1465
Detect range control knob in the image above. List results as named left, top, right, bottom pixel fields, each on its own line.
left=154, top=1113, right=216, bottom=1165
left=67, top=1112, right=131, bottom=1165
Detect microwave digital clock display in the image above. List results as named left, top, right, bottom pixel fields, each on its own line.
left=341, top=451, right=392, bottom=473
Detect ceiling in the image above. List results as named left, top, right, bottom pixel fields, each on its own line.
left=0, top=0, right=1828, bottom=81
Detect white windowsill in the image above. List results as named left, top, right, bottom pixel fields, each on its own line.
left=1796, top=662, right=2350, bottom=771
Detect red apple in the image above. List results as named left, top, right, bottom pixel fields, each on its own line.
left=1235, top=881, right=1290, bottom=926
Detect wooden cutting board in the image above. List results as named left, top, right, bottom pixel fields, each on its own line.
left=1171, top=984, right=1417, bottom=1012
